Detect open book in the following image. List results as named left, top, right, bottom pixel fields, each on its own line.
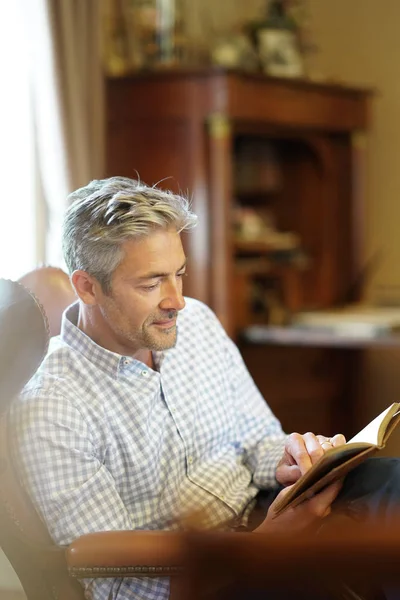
left=273, top=403, right=400, bottom=516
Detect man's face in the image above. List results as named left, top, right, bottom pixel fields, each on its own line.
left=93, top=228, right=187, bottom=357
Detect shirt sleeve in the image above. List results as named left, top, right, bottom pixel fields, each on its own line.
left=223, top=333, right=288, bottom=489
left=10, top=387, right=170, bottom=600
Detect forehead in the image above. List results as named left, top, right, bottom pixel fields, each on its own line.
left=116, top=229, right=185, bottom=277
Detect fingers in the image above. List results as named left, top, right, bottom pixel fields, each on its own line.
left=316, top=433, right=346, bottom=451
left=276, top=431, right=347, bottom=486
left=285, top=433, right=313, bottom=476
left=331, top=433, right=346, bottom=447
left=286, top=432, right=328, bottom=476
left=260, top=480, right=343, bottom=534
left=316, top=435, right=334, bottom=453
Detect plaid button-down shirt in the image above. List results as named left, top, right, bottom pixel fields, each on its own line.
left=11, top=298, right=286, bottom=600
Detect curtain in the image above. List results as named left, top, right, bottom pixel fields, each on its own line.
left=0, top=3, right=36, bottom=279
left=21, top=0, right=105, bottom=268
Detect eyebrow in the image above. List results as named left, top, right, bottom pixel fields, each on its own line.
left=136, top=260, right=187, bottom=282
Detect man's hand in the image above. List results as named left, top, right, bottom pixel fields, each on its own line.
left=276, top=432, right=346, bottom=486
left=255, top=479, right=343, bottom=534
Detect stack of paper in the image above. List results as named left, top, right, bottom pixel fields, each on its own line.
left=291, top=305, right=400, bottom=338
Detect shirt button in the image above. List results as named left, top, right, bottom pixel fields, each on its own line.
left=188, top=456, right=193, bottom=464
left=124, top=359, right=129, bottom=366
left=141, top=370, right=148, bottom=377
left=220, top=495, right=225, bottom=501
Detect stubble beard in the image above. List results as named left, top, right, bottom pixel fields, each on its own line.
left=138, top=310, right=179, bottom=351
left=141, top=323, right=178, bottom=351
left=107, top=304, right=179, bottom=353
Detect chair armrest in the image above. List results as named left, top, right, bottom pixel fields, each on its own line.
left=66, top=531, right=185, bottom=579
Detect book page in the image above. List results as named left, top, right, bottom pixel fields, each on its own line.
left=348, top=404, right=396, bottom=446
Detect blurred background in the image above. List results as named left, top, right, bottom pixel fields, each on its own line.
left=2, top=1, right=400, bottom=596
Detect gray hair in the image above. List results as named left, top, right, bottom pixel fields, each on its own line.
left=62, top=176, right=197, bottom=293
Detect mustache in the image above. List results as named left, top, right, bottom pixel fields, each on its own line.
left=152, top=310, right=178, bottom=321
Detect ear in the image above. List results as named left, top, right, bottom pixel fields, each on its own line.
left=71, top=270, right=101, bottom=305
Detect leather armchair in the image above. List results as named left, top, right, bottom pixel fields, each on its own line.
left=0, top=277, right=185, bottom=600
left=18, top=266, right=77, bottom=337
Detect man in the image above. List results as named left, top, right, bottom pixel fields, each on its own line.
left=10, top=177, right=400, bottom=600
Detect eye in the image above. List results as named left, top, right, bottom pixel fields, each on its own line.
left=141, top=282, right=160, bottom=291
left=177, top=271, right=187, bottom=278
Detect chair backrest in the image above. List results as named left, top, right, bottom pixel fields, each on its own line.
left=0, top=278, right=83, bottom=600
left=18, top=266, right=76, bottom=337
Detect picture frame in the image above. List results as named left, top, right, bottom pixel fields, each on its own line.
left=257, top=28, right=304, bottom=78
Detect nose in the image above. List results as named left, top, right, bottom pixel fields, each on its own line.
left=159, top=279, right=186, bottom=312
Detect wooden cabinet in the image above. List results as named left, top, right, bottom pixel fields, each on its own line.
left=106, top=68, right=372, bottom=436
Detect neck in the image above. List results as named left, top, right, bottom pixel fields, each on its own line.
left=77, top=305, right=154, bottom=368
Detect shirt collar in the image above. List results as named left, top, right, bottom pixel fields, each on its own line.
left=60, top=301, right=166, bottom=378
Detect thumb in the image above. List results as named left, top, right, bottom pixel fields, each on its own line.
left=306, top=480, right=343, bottom=517
left=277, top=463, right=301, bottom=485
